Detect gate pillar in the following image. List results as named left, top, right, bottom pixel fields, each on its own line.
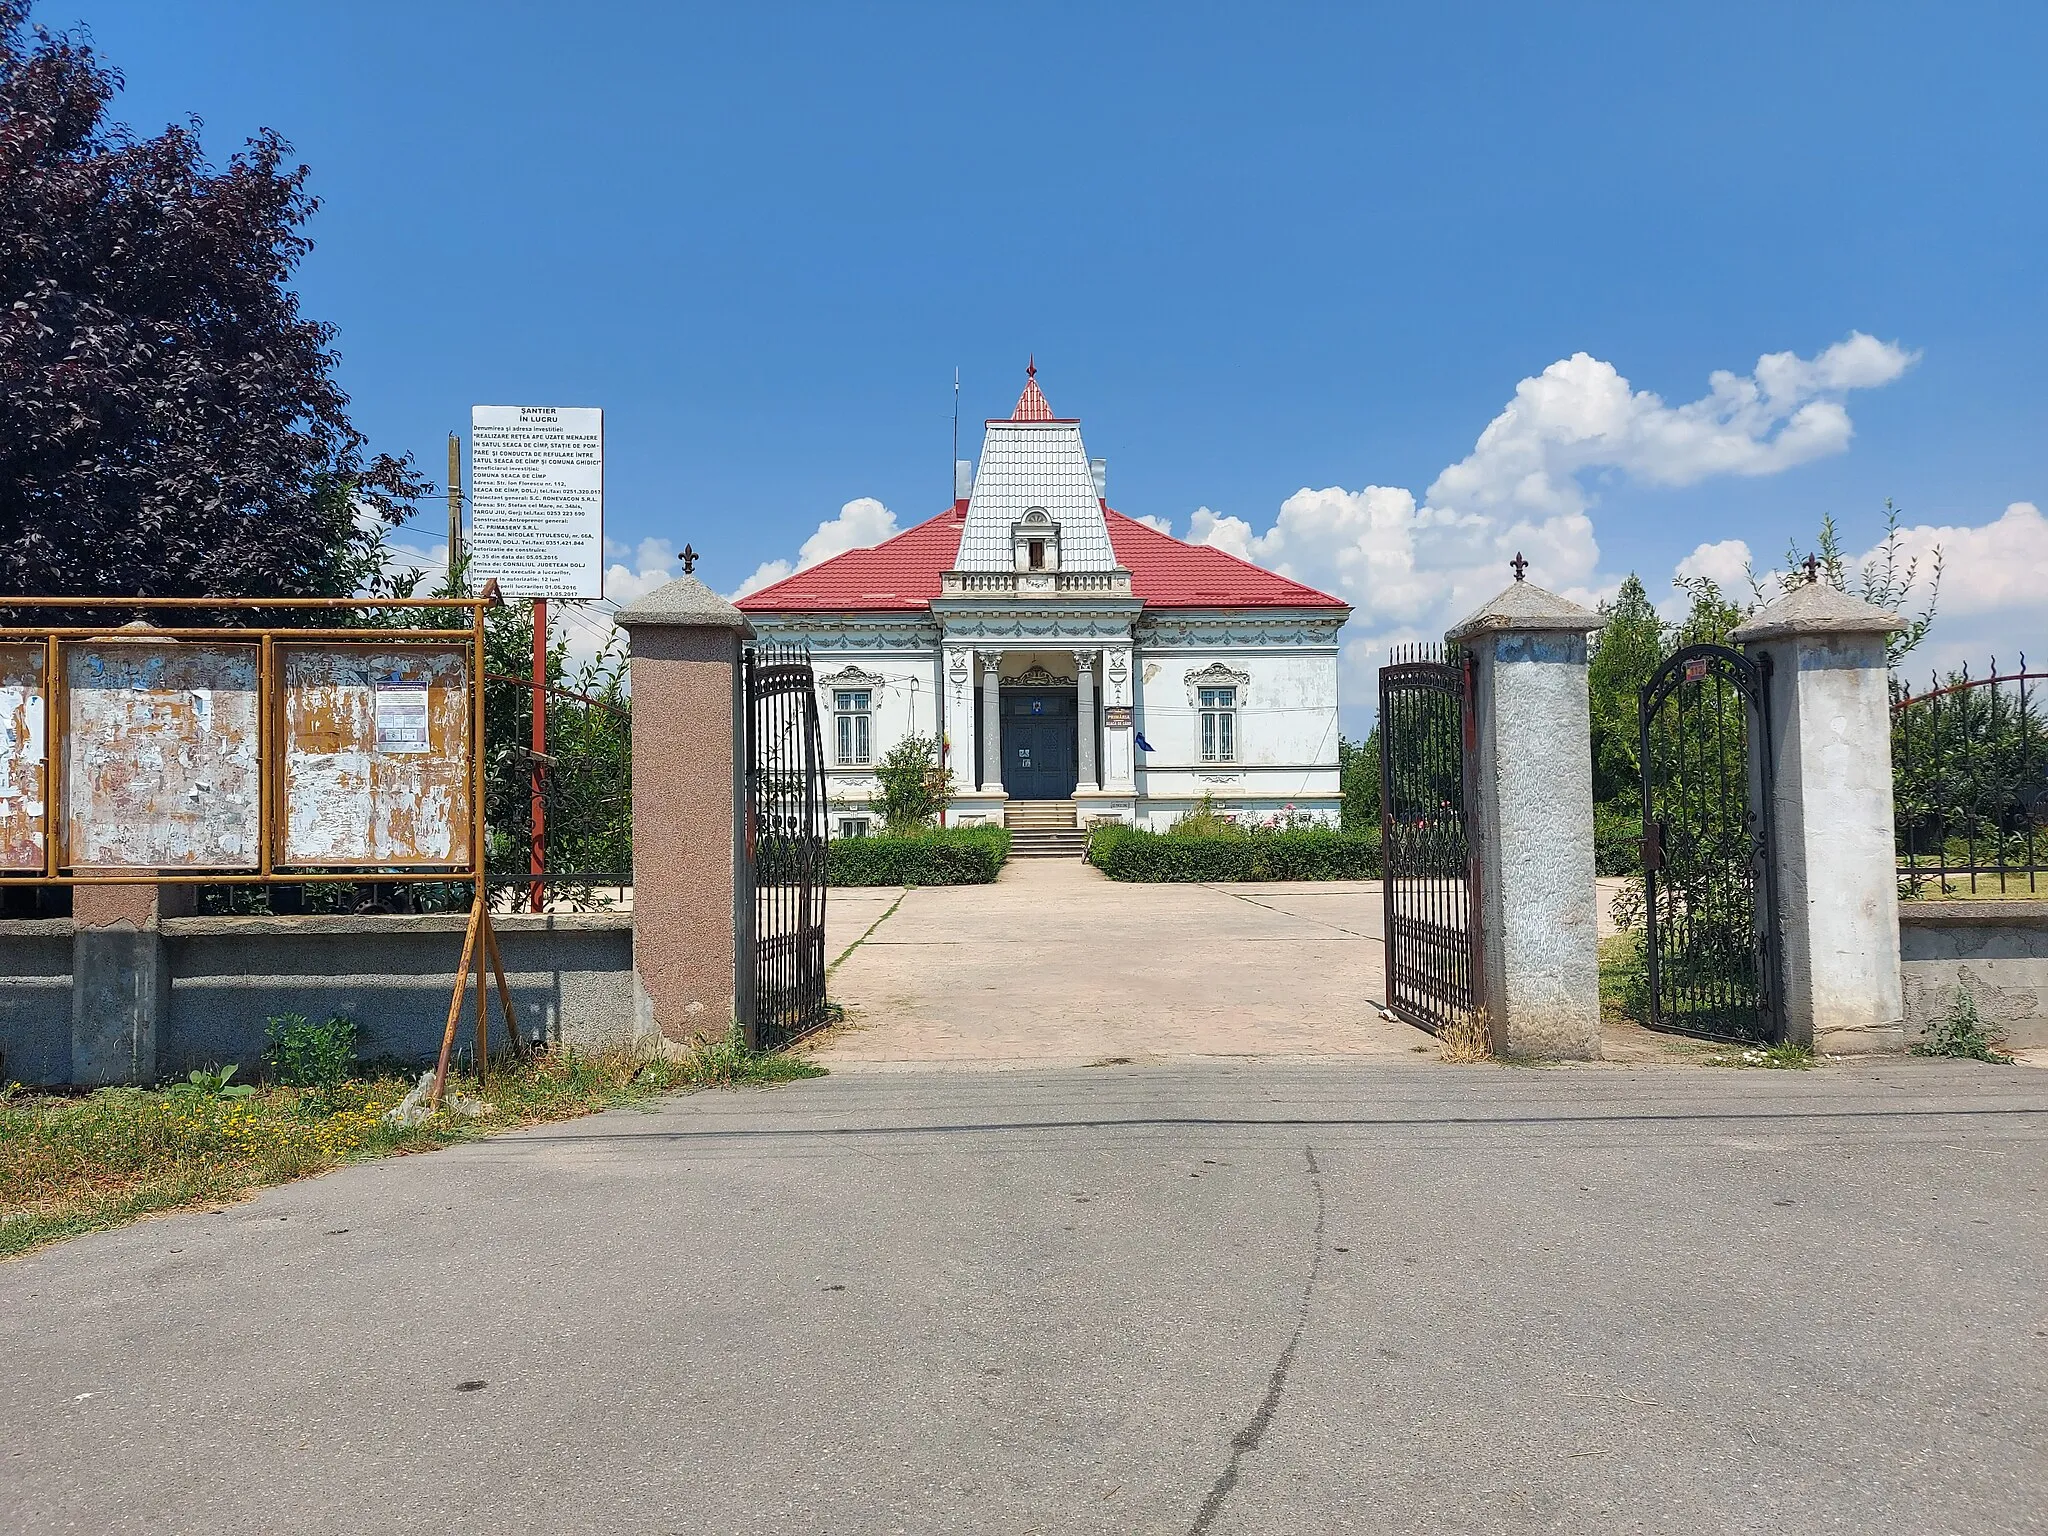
left=1447, top=580, right=1606, bottom=1058
left=1731, top=582, right=1904, bottom=1053
left=615, top=575, right=755, bottom=1047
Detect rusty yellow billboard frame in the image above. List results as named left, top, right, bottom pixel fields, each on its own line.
left=0, top=593, right=522, bottom=1102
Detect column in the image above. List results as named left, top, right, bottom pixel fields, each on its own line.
left=1731, top=582, right=1905, bottom=1053
left=615, top=574, right=754, bottom=1048
left=1073, top=650, right=1099, bottom=791
left=978, top=650, right=1004, bottom=794
left=1446, top=582, right=1607, bottom=1059
left=1101, top=645, right=1135, bottom=792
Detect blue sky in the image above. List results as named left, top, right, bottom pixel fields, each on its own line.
left=49, top=1, right=2048, bottom=689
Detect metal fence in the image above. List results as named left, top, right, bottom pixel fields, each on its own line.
left=1895, top=658, right=2048, bottom=897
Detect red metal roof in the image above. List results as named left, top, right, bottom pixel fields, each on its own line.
left=736, top=505, right=1347, bottom=614
left=1011, top=358, right=1055, bottom=422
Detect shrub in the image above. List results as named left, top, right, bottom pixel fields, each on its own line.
left=872, top=735, right=953, bottom=830
left=264, top=1013, right=359, bottom=1095
left=827, top=826, right=1010, bottom=887
left=1088, top=824, right=1379, bottom=882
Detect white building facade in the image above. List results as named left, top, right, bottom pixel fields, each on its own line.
left=736, top=366, right=1350, bottom=835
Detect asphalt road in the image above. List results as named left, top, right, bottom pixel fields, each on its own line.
left=5, top=1060, right=2045, bottom=1534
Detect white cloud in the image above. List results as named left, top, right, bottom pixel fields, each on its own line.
left=731, top=497, right=898, bottom=599
left=1184, top=335, right=1916, bottom=720
left=1854, top=502, right=2048, bottom=680
left=1674, top=539, right=1754, bottom=588
left=1131, top=512, right=1174, bottom=535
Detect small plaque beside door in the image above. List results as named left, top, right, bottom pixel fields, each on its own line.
left=1103, top=705, right=1134, bottom=728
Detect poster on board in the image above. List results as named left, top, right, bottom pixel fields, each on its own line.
left=0, top=644, right=47, bottom=871
left=467, top=405, right=603, bottom=600
left=64, top=643, right=262, bottom=869
left=279, top=645, right=472, bottom=867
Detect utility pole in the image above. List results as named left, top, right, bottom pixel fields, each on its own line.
left=446, top=433, right=463, bottom=581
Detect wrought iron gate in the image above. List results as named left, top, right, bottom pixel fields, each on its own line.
left=1638, top=644, right=1781, bottom=1042
left=740, top=642, right=829, bottom=1047
left=1378, top=645, right=1479, bottom=1034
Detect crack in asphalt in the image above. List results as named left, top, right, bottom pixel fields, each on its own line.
left=1188, top=1144, right=1327, bottom=1535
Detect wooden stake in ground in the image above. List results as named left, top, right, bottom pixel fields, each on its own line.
left=480, top=907, right=530, bottom=1063
left=432, top=895, right=486, bottom=1108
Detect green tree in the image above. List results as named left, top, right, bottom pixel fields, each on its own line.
left=873, top=735, right=952, bottom=830
left=1338, top=729, right=1381, bottom=832
left=1587, top=574, right=1663, bottom=809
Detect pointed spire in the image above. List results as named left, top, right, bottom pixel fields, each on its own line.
left=1011, top=356, right=1053, bottom=421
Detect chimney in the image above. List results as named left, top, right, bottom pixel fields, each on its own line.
left=1089, top=457, right=1107, bottom=503
left=955, top=458, right=974, bottom=503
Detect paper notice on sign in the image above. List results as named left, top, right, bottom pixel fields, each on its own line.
left=375, top=682, right=432, bottom=753
left=468, top=405, right=604, bottom=599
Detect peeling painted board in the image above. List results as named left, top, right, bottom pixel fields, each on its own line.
left=63, top=643, right=261, bottom=869
left=0, top=644, right=48, bottom=870
left=280, top=645, right=472, bottom=866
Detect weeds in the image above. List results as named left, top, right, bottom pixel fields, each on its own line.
left=265, top=1013, right=359, bottom=1098
left=1912, top=981, right=2014, bottom=1064
left=1704, top=1042, right=1815, bottom=1069
left=1, top=1033, right=824, bottom=1260
left=1437, top=1009, right=1494, bottom=1064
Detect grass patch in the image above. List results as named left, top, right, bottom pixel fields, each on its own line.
left=1598, top=931, right=1650, bottom=1028
left=1702, top=1042, right=1816, bottom=1070
left=0, top=1029, right=821, bottom=1260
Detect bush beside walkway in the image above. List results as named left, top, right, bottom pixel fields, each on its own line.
left=826, top=825, right=1011, bottom=887
left=1087, top=823, right=1379, bottom=881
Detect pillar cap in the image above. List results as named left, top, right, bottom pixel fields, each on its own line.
left=1444, top=581, right=1605, bottom=642
left=1729, top=581, right=1901, bottom=643
left=613, top=574, right=755, bottom=635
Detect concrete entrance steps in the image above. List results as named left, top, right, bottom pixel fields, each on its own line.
left=1005, top=800, right=1085, bottom=858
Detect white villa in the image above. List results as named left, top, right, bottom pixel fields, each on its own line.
left=736, top=364, right=1350, bottom=840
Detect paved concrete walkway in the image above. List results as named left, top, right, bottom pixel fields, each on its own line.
left=818, top=860, right=1423, bottom=1066
left=6, top=1061, right=2043, bottom=1534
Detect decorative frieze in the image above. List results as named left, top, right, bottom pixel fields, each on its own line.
left=1183, top=661, right=1252, bottom=705
left=1001, top=663, right=1075, bottom=687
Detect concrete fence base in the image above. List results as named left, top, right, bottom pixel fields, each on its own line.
left=1898, top=901, right=2048, bottom=1050
left=0, top=913, right=639, bottom=1087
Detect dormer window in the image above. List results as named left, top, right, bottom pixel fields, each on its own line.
left=1013, top=508, right=1059, bottom=573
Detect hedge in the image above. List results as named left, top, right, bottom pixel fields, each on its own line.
left=1087, top=824, right=1380, bottom=882
left=826, top=825, right=1011, bottom=887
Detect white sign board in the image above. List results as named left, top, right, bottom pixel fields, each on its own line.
left=468, top=405, right=604, bottom=599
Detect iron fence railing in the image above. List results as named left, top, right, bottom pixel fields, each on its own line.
left=1895, top=658, right=2048, bottom=897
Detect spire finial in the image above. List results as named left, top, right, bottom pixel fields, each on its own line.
left=1510, top=551, right=1528, bottom=582
left=1801, top=553, right=1821, bottom=584
left=1026, top=354, right=1036, bottom=380
left=681, top=544, right=698, bottom=575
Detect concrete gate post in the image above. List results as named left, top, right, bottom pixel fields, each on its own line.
left=615, top=575, right=755, bottom=1048
left=70, top=880, right=192, bottom=1085
left=1730, top=582, right=1905, bottom=1053
left=1446, top=579, right=1607, bottom=1059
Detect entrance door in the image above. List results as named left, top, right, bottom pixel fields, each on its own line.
left=1001, top=690, right=1078, bottom=800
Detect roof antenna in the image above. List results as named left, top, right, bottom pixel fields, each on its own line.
left=952, top=366, right=960, bottom=507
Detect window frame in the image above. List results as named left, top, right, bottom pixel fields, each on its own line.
left=1198, top=685, right=1237, bottom=763
left=833, top=688, right=873, bottom=767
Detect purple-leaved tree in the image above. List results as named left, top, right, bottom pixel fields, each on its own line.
left=0, top=0, right=424, bottom=601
